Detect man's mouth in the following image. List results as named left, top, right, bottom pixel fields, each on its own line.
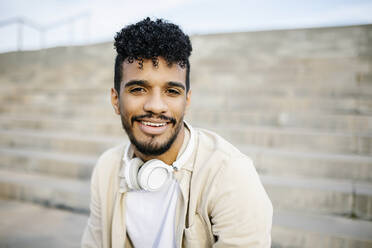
left=137, top=119, right=171, bottom=135
left=140, top=121, right=167, bottom=127
left=131, top=114, right=176, bottom=136
left=132, top=114, right=176, bottom=126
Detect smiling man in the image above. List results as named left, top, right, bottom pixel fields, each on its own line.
left=81, top=17, right=272, bottom=248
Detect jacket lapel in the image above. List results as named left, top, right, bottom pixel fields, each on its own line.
left=111, top=192, right=126, bottom=248
left=174, top=169, right=192, bottom=247
left=112, top=149, right=129, bottom=248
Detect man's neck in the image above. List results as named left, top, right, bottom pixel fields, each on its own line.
left=133, top=124, right=185, bottom=165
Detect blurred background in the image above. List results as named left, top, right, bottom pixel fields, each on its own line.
left=0, top=0, right=372, bottom=247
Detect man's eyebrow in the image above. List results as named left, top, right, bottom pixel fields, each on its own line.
left=124, top=80, right=148, bottom=88
left=167, top=81, right=185, bottom=91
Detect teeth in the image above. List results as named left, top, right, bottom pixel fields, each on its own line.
left=141, top=121, right=166, bottom=127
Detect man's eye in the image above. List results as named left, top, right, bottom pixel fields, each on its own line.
left=129, top=87, right=145, bottom=94
left=166, top=89, right=181, bottom=95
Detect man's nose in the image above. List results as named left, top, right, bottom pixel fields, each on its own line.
left=143, top=90, right=168, bottom=114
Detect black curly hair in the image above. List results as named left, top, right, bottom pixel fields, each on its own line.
left=114, top=17, right=192, bottom=94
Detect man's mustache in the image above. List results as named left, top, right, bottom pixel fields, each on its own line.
left=131, top=114, right=176, bottom=125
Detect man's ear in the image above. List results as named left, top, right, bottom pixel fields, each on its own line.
left=111, top=88, right=120, bottom=115
left=186, top=89, right=192, bottom=109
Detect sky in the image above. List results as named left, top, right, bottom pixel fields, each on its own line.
left=0, top=0, right=372, bottom=52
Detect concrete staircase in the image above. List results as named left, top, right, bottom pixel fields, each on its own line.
left=0, top=24, right=372, bottom=247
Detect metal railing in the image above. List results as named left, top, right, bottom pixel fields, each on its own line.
left=0, top=11, right=91, bottom=51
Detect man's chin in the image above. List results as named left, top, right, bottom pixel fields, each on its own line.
left=130, top=128, right=180, bottom=156
left=131, top=141, right=172, bottom=156
left=123, top=116, right=184, bottom=156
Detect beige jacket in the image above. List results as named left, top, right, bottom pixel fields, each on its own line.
left=81, top=128, right=273, bottom=248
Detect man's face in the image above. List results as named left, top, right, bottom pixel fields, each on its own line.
left=111, top=57, right=191, bottom=156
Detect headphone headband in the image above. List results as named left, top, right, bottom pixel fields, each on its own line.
left=172, top=120, right=194, bottom=170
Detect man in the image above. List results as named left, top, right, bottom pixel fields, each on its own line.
left=82, top=17, right=272, bottom=248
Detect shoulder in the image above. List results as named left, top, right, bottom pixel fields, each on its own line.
left=194, top=128, right=273, bottom=246
left=91, top=143, right=126, bottom=184
left=194, top=127, right=270, bottom=204
left=194, top=127, right=253, bottom=172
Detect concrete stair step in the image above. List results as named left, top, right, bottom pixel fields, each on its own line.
left=0, top=125, right=371, bottom=157
left=2, top=53, right=366, bottom=85
left=191, top=25, right=371, bottom=57
left=0, top=199, right=87, bottom=248
left=1, top=82, right=371, bottom=103
left=242, top=146, right=372, bottom=183
left=192, top=63, right=369, bottom=90
left=1, top=112, right=372, bottom=136
left=191, top=84, right=372, bottom=99
left=0, top=128, right=125, bottom=156
left=208, top=125, right=372, bottom=156
left=0, top=169, right=89, bottom=213
left=0, top=147, right=96, bottom=179
left=0, top=115, right=122, bottom=136
left=0, top=102, right=117, bottom=119
left=195, top=64, right=364, bottom=85
left=3, top=65, right=369, bottom=96
left=0, top=66, right=111, bottom=90
left=0, top=88, right=110, bottom=105
left=2, top=94, right=372, bottom=116
left=272, top=210, right=372, bottom=248
left=1, top=166, right=371, bottom=220
left=193, top=54, right=369, bottom=70
left=188, top=111, right=372, bottom=133
left=1, top=143, right=371, bottom=183
left=189, top=95, right=372, bottom=115
left=262, top=175, right=372, bottom=220
left=1, top=198, right=371, bottom=248
left=0, top=42, right=113, bottom=68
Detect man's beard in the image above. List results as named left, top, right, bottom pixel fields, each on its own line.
left=120, top=113, right=183, bottom=156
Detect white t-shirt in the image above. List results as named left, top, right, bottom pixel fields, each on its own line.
left=126, top=178, right=179, bottom=248
left=125, top=128, right=190, bottom=248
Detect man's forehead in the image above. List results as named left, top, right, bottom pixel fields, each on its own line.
left=122, top=57, right=186, bottom=83
left=123, top=57, right=183, bottom=69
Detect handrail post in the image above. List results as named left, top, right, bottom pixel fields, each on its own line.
left=70, top=19, right=75, bottom=45
left=17, top=18, right=23, bottom=51
left=40, top=28, right=46, bottom=50
left=86, top=13, right=91, bottom=44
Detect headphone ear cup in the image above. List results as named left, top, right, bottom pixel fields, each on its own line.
left=127, top=157, right=143, bottom=190
left=138, top=159, right=172, bottom=191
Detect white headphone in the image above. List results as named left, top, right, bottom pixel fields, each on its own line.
left=123, top=121, right=195, bottom=192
